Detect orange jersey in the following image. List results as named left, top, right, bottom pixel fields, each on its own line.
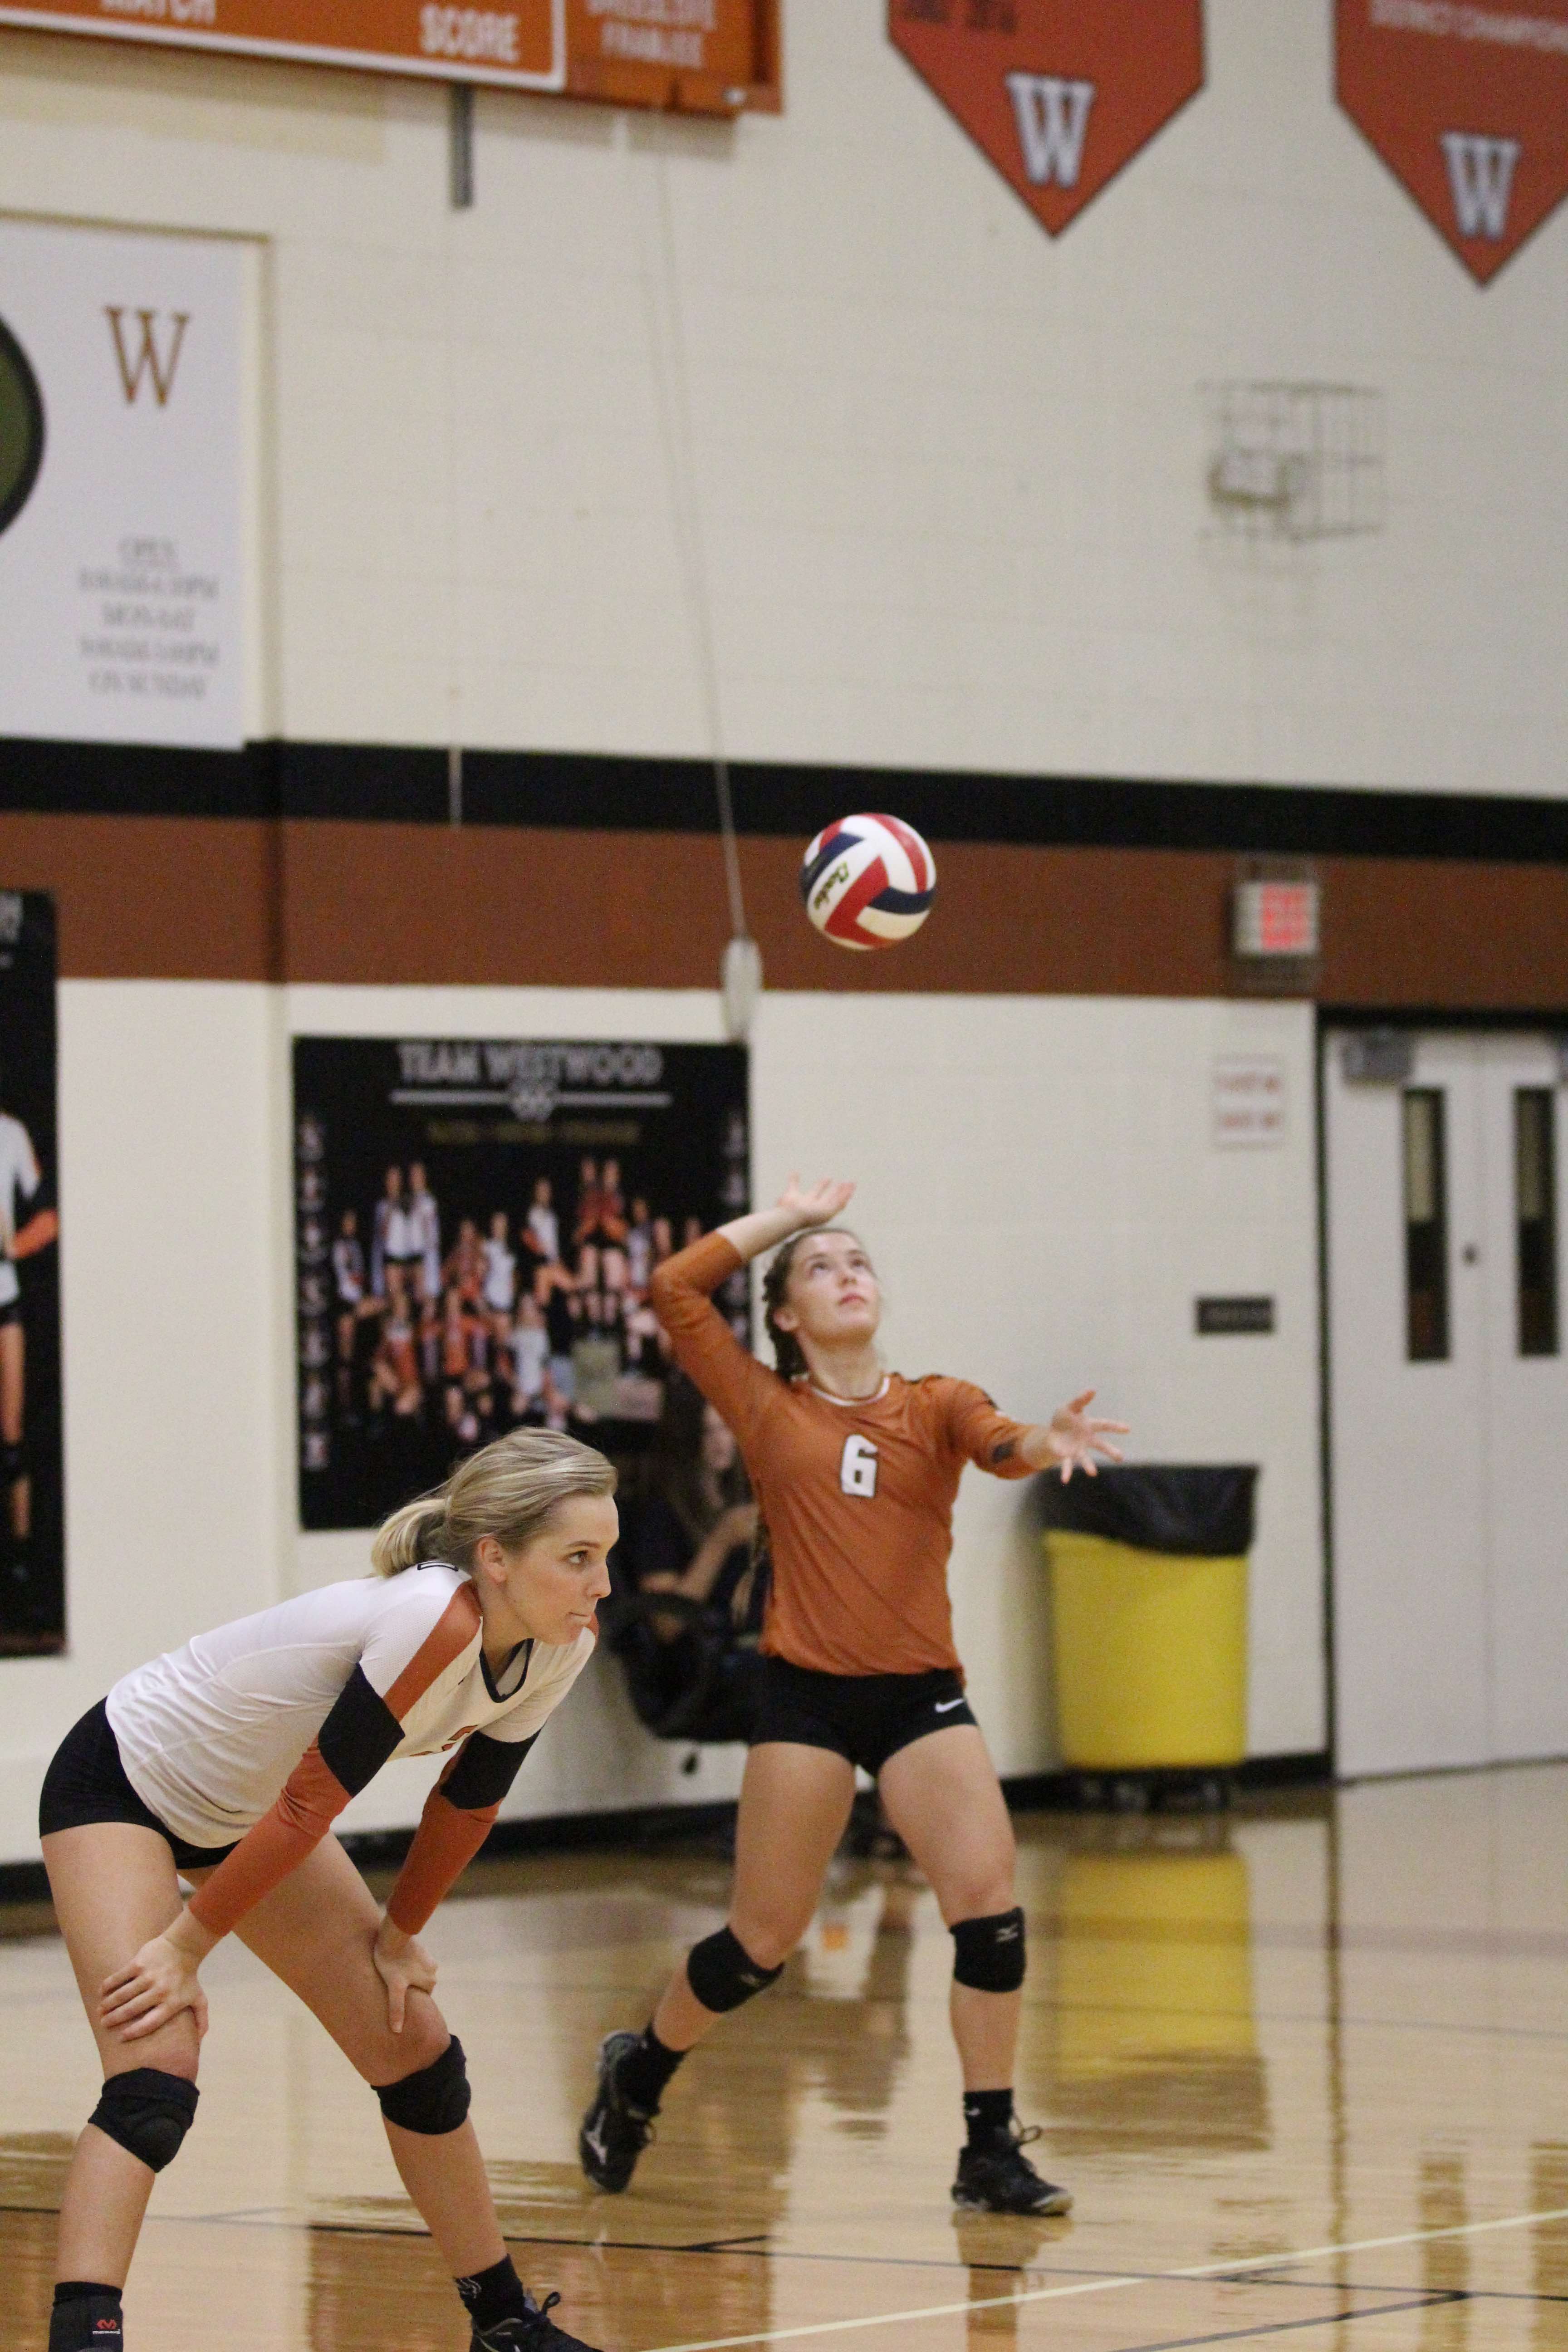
left=651, top=1234, right=1035, bottom=1678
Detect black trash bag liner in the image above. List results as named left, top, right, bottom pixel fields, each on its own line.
left=1037, top=1464, right=1257, bottom=1557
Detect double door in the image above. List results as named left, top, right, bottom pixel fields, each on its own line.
left=1324, top=1030, right=1568, bottom=1777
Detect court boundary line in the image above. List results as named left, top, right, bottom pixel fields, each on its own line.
left=1031, top=2297, right=1458, bottom=2352
left=647, top=2202, right=1568, bottom=2352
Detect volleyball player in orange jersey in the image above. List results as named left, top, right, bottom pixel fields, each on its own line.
left=580, top=1176, right=1126, bottom=2216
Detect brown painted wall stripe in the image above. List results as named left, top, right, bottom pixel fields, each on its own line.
left=0, top=815, right=279, bottom=982
left=3, top=811, right=1567, bottom=1006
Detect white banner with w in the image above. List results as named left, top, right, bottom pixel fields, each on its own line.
left=0, top=220, right=243, bottom=749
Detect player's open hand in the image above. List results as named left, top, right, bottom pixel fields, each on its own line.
left=777, top=1174, right=856, bottom=1230
left=100, top=1932, right=210, bottom=2043
left=373, top=1914, right=439, bottom=2034
left=1037, top=1391, right=1129, bottom=1482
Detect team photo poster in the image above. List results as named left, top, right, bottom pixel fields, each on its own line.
left=294, top=1037, right=750, bottom=1530
left=0, top=890, right=63, bottom=1653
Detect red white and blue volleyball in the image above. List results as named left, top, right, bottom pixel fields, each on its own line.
left=799, top=814, right=937, bottom=951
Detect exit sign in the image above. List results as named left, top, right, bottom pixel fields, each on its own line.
left=1233, top=879, right=1319, bottom=959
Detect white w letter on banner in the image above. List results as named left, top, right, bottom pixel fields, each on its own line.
left=105, top=308, right=191, bottom=406
left=1440, top=133, right=1520, bottom=240
left=1004, top=74, right=1096, bottom=188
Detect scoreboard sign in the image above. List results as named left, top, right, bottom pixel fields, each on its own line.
left=0, top=0, right=564, bottom=84
left=0, top=0, right=780, bottom=105
left=567, top=0, right=779, bottom=112
left=1337, top=0, right=1568, bottom=283
left=889, top=0, right=1203, bottom=238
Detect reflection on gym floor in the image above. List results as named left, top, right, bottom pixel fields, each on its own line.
left=1043, top=1816, right=1268, bottom=2157
left=10, top=1768, right=1568, bottom=2349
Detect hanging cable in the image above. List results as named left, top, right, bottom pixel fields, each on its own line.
left=641, top=144, right=759, bottom=1034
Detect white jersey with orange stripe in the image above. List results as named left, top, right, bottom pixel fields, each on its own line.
left=107, top=1563, right=593, bottom=1852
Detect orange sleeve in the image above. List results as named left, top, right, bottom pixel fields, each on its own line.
left=187, top=1744, right=352, bottom=1937
left=650, top=1234, right=778, bottom=1448
left=384, top=1785, right=497, bottom=1936
left=939, top=1380, right=1038, bottom=1481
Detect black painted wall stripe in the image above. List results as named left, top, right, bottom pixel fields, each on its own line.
left=3, top=735, right=1568, bottom=861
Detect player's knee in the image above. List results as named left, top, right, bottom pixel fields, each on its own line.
left=374, top=2034, right=471, bottom=2136
left=1, top=1437, right=24, bottom=1481
left=686, top=1924, right=785, bottom=2014
left=89, top=2067, right=200, bottom=2173
left=951, top=1906, right=1027, bottom=1994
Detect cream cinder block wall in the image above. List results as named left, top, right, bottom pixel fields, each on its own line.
left=0, top=981, right=293, bottom=1862
left=0, top=1, right=1564, bottom=790
left=748, top=991, right=1324, bottom=1768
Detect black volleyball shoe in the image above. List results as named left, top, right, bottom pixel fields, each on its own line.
left=951, top=2124, right=1073, bottom=2216
left=578, top=2029, right=657, bottom=2194
left=472, top=2290, right=601, bottom=2352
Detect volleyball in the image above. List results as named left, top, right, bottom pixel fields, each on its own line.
left=799, top=813, right=937, bottom=951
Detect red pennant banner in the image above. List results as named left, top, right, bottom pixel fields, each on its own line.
left=1337, top=0, right=1568, bottom=283
left=888, top=0, right=1204, bottom=238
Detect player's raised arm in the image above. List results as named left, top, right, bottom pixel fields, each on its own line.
left=649, top=1178, right=855, bottom=1442
left=712, top=1174, right=857, bottom=1266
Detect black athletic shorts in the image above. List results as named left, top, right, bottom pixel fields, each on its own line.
left=39, top=1699, right=240, bottom=1872
left=750, top=1656, right=978, bottom=1777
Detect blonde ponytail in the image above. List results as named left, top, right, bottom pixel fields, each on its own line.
left=370, top=1428, right=617, bottom=1578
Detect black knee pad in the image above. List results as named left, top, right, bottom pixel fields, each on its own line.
left=952, top=1906, right=1026, bottom=1993
left=1, top=1438, right=24, bottom=1482
left=89, top=2068, right=198, bottom=2172
left=375, top=2034, right=471, bottom=2136
left=686, top=1925, right=784, bottom=2015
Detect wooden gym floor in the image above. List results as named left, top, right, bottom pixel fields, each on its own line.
left=5, top=1766, right=1568, bottom=2352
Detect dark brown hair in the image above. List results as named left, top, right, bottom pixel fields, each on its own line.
left=761, top=1228, right=867, bottom=1386
left=647, top=1370, right=749, bottom=1542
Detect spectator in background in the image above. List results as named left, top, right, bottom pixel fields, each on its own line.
left=331, top=1209, right=367, bottom=1411
left=626, top=1197, right=654, bottom=1296
left=632, top=1375, right=758, bottom=1630
left=408, top=1161, right=441, bottom=1303
left=443, top=1217, right=484, bottom=1306
left=368, top=1268, right=421, bottom=1420
left=527, top=1176, right=559, bottom=1271
left=573, top=1158, right=603, bottom=1252
left=370, top=1165, right=403, bottom=1298
left=482, top=1211, right=517, bottom=1346
left=510, top=1294, right=549, bottom=1421
left=0, top=1066, right=57, bottom=1570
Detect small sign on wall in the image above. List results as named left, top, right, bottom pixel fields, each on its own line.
left=1196, top=1296, right=1276, bottom=1336
left=0, top=219, right=243, bottom=749
left=1212, top=1057, right=1287, bottom=1149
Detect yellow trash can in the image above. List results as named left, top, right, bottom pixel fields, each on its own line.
left=1039, top=1465, right=1255, bottom=1772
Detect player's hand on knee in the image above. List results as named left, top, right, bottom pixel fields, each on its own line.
left=99, top=1931, right=207, bottom=2042
left=373, top=1913, right=438, bottom=2034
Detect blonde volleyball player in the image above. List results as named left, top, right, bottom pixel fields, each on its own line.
left=39, top=1431, right=618, bottom=2352
left=580, top=1178, right=1126, bottom=2217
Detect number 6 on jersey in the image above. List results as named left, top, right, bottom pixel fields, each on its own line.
left=840, top=1434, right=879, bottom=1498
